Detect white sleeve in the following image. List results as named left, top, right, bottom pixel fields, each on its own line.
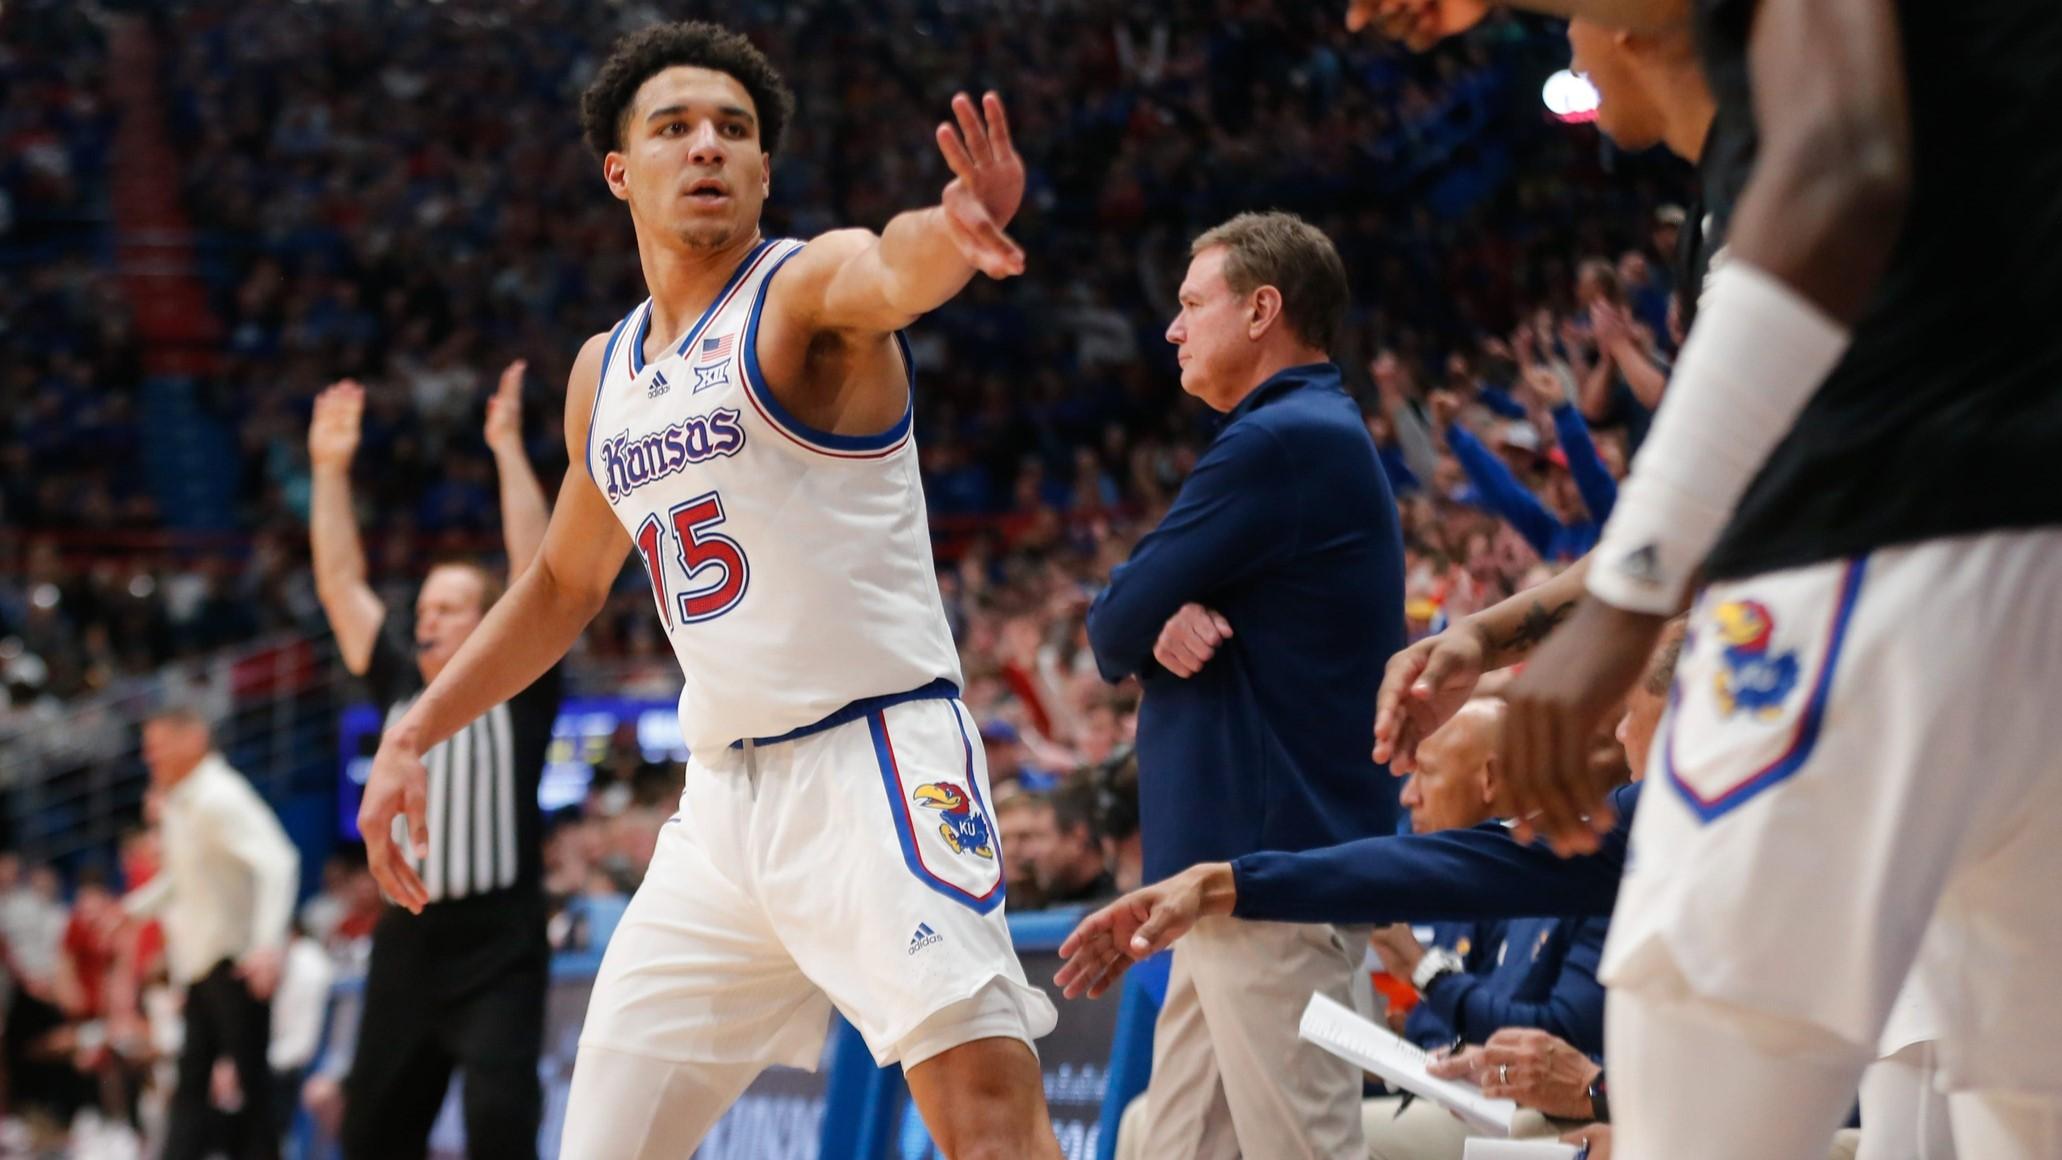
left=212, top=779, right=301, bottom=952
left=122, top=874, right=173, bottom=919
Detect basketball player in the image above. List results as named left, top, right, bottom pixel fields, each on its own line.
left=1355, top=0, right=2062, bottom=1155
left=355, top=21, right=1061, bottom=1159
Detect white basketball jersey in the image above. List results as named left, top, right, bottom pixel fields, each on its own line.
left=586, top=238, right=963, bottom=753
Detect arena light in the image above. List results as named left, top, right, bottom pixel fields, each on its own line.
left=1543, top=70, right=1600, bottom=123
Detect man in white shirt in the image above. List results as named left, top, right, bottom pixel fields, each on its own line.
left=124, top=705, right=299, bottom=1160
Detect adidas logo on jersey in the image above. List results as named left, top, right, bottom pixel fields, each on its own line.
left=908, top=922, right=943, bottom=956
left=646, top=369, right=670, bottom=399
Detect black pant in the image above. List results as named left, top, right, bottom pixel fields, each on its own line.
left=341, top=889, right=548, bottom=1160
left=166, top=960, right=278, bottom=1160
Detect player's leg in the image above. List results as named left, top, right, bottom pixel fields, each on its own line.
left=761, top=698, right=1059, bottom=1159
left=558, top=1045, right=761, bottom=1160
left=562, top=753, right=830, bottom=1156
left=1857, top=1043, right=1955, bottom=1160
left=1945, top=1092, right=2062, bottom=1158
left=1138, top=948, right=1238, bottom=1160
left=451, top=950, right=548, bottom=1160
left=1608, top=954, right=1871, bottom=1159
left=903, top=1033, right=1059, bottom=1160
left=1178, top=917, right=1367, bottom=1160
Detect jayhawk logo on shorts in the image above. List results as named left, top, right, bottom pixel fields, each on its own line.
left=1712, top=600, right=1801, bottom=719
left=912, top=782, right=995, bottom=860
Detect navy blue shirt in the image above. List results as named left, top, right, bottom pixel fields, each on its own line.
left=1087, top=363, right=1405, bottom=882
left=1229, top=782, right=1643, bottom=925
left=1413, top=916, right=1609, bottom=1058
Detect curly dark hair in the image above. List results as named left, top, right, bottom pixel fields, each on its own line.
left=580, top=21, right=795, bottom=160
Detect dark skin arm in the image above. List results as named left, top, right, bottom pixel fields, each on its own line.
left=1500, top=0, right=1913, bottom=854
left=1725, top=0, right=1911, bottom=321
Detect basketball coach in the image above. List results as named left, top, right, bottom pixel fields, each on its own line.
left=1085, top=211, right=1405, bottom=1160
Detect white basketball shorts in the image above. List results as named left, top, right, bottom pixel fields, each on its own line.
left=577, top=692, right=1056, bottom=1071
left=1602, top=527, right=2062, bottom=1093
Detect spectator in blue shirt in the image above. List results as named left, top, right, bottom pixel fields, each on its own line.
left=1085, top=211, right=1403, bottom=1160
left=1432, top=367, right=1618, bottom=564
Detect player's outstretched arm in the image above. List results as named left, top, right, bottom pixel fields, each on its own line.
left=483, top=358, right=551, bottom=577
left=308, top=380, right=384, bottom=675
left=360, top=333, right=631, bottom=911
left=774, top=92, right=1025, bottom=341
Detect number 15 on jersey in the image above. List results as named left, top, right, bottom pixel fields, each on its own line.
left=635, top=491, right=749, bottom=627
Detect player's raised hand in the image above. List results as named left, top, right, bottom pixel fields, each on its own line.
left=935, top=92, right=1026, bottom=279
left=1056, top=865, right=1223, bottom=999
left=1346, top=0, right=1492, bottom=48
left=483, top=359, right=528, bottom=455
left=1499, top=598, right=1662, bottom=854
left=1154, top=603, right=1232, bottom=678
left=1373, top=624, right=1487, bottom=772
left=359, top=729, right=432, bottom=913
left=309, top=380, right=365, bottom=469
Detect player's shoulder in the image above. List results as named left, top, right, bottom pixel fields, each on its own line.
left=761, top=229, right=866, bottom=293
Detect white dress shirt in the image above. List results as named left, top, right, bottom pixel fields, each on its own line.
left=125, top=753, right=299, bottom=985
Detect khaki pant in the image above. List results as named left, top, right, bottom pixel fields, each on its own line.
left=1135, top=917, right=1369, bottom=1160
left=1361, top=1097, right=1563, bottom=1160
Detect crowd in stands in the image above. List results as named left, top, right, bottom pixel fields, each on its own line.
left=3, top=0, right=1686, bottom=710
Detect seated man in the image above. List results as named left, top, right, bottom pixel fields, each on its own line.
left=1355, top=700, right=1607, bottom=1158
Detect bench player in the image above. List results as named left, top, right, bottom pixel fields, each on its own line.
left=1355, top=0, right=2062, bottom=1155
left=356, top=21, right=1061, bottom=1159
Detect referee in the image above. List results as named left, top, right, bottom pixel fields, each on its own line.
left=308, top=365, right=563, bottom=1159
left=1085, top=212, right=1404, bottom=1160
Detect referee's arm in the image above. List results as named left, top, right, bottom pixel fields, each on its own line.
left=1086, top=423, right=1292, bottom=681
left=308, top=382, right=385, bottom=675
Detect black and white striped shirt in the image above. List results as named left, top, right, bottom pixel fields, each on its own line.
left=364, top=620, right=560, bottom=903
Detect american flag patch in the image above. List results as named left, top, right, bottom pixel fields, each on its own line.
left=698, top=334, right=735, bottom=364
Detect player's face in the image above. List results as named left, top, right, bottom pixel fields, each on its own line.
left=414, top=565, right=488, bottom=682
left=610, top=66, right=769, bottom=253
left=1568, top=20, right=1662, bottom=151
left=1166, top=247, right=1254, bottom=411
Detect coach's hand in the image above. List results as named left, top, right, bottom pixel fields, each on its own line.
left=936, top=92, right=1026, bottom=279
left=1374, top=624, right=1487, bottom=773
left=1500, top=598, right=1662, bottom=854
left=1346, top=0, right=1492, bottom=48
left=1154, top=603, right=1232, bottom=678
left=360, top=727, right=433, bottom=912
left=1055, top=862, right=1235, bottom=999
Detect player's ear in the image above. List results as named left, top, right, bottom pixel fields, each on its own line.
left=761, top=153, right=772, bottom=198
left=1248, top=285, right=1284, bottom=341
left=603, top=152, right=631, bottom=202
